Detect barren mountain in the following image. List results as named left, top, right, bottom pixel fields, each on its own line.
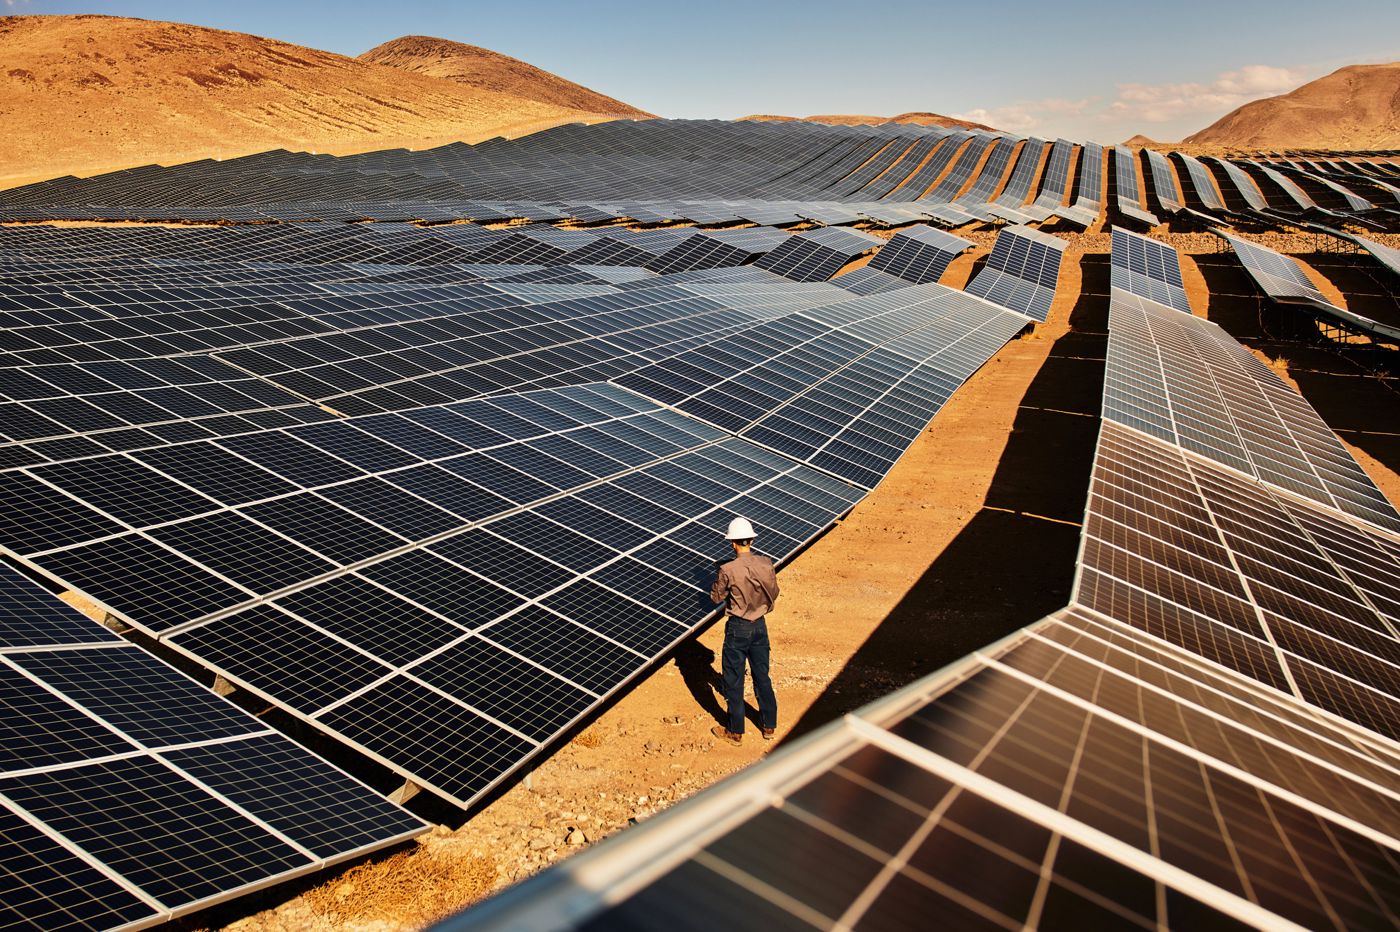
left=741, top=112, right=999, bottom=132
left=1122, top=134, right=1158, bottom=146
left=1185, top=62, right=1400, bottom=149
left=0, top=15, right=610, bottom=186
left=360, top=35, right=649, bottom=119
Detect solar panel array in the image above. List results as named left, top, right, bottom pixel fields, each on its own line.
left=988, top=137, right=1049, bottom=224
left=1, top=119, right=1393, bottom=241
left=3, top=214, right=1046, bottom=815
left=447, top=228, right=1400, bottom=932
left=964, top=225, right=1066, bottom=322
left=0, top=562, right=425, bottom=931
left=1105, top=287, right=1399, bottom=532
left=0, top=121, right=1010, bottom=227
left=8, top=108, right=1394, bottom=926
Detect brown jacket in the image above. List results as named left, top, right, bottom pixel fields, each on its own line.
left=710, top=551, right=780, bottom=621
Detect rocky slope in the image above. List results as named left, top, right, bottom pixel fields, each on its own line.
left=0, top=15, right=609, bottom=185
left=360, top=35, right=649, bottom=118
left=1185, top=62, right=1400, bottom=149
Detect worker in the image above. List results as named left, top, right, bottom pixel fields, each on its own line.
left=708, top=516, right=780, bottom=746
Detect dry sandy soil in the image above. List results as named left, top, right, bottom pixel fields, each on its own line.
left=0, top=16, right=639, bottom=188
left=164, top=231, right=1396, bottom=932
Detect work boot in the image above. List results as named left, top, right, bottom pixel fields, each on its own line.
left=710, top=725, right=741, bottom=746
left=761, top=727, right=776, bottom=740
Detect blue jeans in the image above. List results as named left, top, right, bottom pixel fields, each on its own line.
left=721, top=615, right=777, bottom=734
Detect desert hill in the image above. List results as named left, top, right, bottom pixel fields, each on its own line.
left=0, top=15, right=617, bottom=187
left=360, top=35, right=649, bottom=119
left=1123, top=134, right=1158, bottom=146
left=1185, top=62, right=1400, bottom=149
left=741, top=112, right=999, bottom=132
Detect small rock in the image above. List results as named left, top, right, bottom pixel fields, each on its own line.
left=529, top=836, right=551, bottom=851
left=566, top=828, right=587, bottom=846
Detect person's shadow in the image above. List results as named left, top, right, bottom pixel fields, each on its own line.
left=673, top=638, right=726, bottom=725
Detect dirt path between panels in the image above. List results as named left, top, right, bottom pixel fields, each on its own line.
left=203, top=253, right=1104, bottom=931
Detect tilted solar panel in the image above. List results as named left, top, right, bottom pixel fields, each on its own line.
left=0, top=563, right=424, bottom=930
left=1112, top=146, right=1160, bottom=226
left=964, top=225, right=1066, bottom=322
left=1143, top=148, right=1184, bottom=213
left=1108, top=227, right=1191, bottom=313
left=866, top=225, right=972, bottom=285
left=1218, top=230, right=1400, bottom=343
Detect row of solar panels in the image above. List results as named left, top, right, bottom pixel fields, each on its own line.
left=1120, top=147, right=1400, bottom=232
left=0, top=562, right=427, bottom=931
left=443, top=227, right=1400, bottom=931
left=0, top=225, right=1063, bottom=462
left=4, top=126, right=1396, bottom=239
left=0, top=120, right=1115, bottom=228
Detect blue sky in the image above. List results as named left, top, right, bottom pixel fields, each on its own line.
left=14, top=0, right=1400, bottom=142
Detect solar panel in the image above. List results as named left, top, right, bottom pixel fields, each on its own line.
left=0, top=562, right=424, bottom=929
left=1112, top=146, right=1159, bottom=225
left=1108, top=227, right=1191, bottom=313
left=1174, top=153, right=1227, bottom=212
left=1070, top=141, right=1105, bottom=211
left=1143, top=148, right=1184, bottom=213
left=865, top=225, right=972, bottom=285
left=1030, top=138, right=1076, bottom=214
left=1204, top=157, right=1269, bottom=212
left=964, top=225, right=1066, bottom=322
left=753, top=228, right=880, bottom=283
left=1218, top=230, right=1400, bottom=343
left=1350, top=233, right=1400, bottom=280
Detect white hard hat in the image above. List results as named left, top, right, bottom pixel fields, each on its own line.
left=725, top=516, right=756, bottom=540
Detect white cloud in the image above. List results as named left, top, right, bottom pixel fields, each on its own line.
left=953, top=97, right=1094, bottom=133
left=1107, top=64, right=1312, bottom=124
